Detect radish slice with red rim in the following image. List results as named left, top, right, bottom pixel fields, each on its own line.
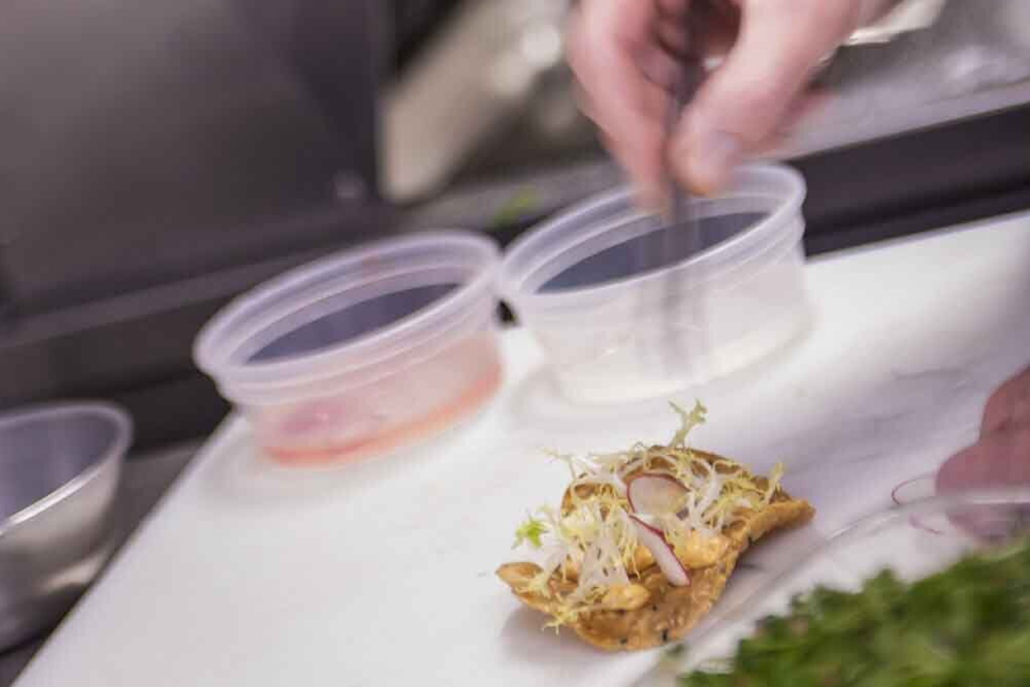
left=630, top=515, right=690, bottom=587
left=627, top=473, right=688, bottom=515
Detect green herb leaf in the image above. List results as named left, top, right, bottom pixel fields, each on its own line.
left=513, top=513, right=549, bottom=549
left=678, top=537, right=1030, bottom=687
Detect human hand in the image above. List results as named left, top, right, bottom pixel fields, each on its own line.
left=937, top=364, right=1030, bottom=492
left=567, top=0, right=897, bottom=204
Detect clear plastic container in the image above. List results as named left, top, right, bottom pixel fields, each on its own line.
left=497, top=163, right=809, bottom=403
left=193, top=231, right=503, bottom=466
left=638, top=488, right=1030, bottom=686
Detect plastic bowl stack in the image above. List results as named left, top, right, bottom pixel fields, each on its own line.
left=194, top=164, right=810, bottom=463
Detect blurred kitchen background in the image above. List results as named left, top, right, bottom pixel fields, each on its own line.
left=2, top=0, right=1030, bottom=453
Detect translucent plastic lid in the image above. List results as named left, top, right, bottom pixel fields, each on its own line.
left=194, top=231, right=501, bottom=406
left=497, top=164, right=806, bottom=316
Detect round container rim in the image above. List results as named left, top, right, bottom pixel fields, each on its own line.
left=193, top=230, right=501, bottom=393
left=0, top=401, right=132, bottom=538
left=498, top=163, right=806, bottom=312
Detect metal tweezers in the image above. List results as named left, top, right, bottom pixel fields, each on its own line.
left=651, top=20, right=708, bottom=381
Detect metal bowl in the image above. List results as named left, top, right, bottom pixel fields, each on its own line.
left=0, top=402, right=132, bottom=652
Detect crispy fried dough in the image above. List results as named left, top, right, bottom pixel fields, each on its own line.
left=498, top=453, right=814, bottom=651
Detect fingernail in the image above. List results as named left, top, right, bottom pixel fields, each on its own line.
left=682, top=130, right=741, bottom=195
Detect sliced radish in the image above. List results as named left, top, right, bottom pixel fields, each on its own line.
left=627, top=473, right=688, bottom=515
left=630, top=515, right=690, bottom=587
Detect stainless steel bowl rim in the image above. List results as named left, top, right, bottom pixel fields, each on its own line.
left=0, top=401, right=133, bottom=538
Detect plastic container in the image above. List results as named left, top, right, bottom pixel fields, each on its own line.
left=0, top=402, right=132, bottom=651
left=498, top=164, right=809, bottom=403
left=638, top=488, right=1030, bottom=686
left=193, top=231, right=503, bottom=465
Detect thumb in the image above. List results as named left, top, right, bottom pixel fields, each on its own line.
left=936, top=425, right=1030, bottom=493
left=672, top=0, right=859, bottom=194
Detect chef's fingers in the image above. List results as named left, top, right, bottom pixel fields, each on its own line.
left=670, top=0, right=860, bottom=194
left=654, top=0, right=738, bottom=60
left=982, top=364, right=1030, bottom=436
left=937, top=424, right=1030, bottom=493
left=567, top=0, right=670, bottom=205
left=638, top=41, right=686, bottom=90
left=746, top=89, right=831, bottom=156
left=657, top=0, right=691, bottom=21
left=936, top=423, right=1030, bottom=539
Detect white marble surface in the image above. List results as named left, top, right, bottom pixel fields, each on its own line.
left=11, top=211, right=1030, bottom=687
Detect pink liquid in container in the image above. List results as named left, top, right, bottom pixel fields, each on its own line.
left=194, top=231, right=503, bottom=465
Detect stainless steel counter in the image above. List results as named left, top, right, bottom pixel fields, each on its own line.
left=0, top=443, right=201, bottom=686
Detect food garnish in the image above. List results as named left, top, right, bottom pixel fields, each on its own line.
left=497, top=402, right=814, bottom=650
left=680, top=537, right=1030, bottom=685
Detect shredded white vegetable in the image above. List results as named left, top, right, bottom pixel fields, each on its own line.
left=510, top=402, right=785, bottom=628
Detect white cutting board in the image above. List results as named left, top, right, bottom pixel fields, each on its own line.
left=14, top=212, right=1030, bottom=687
